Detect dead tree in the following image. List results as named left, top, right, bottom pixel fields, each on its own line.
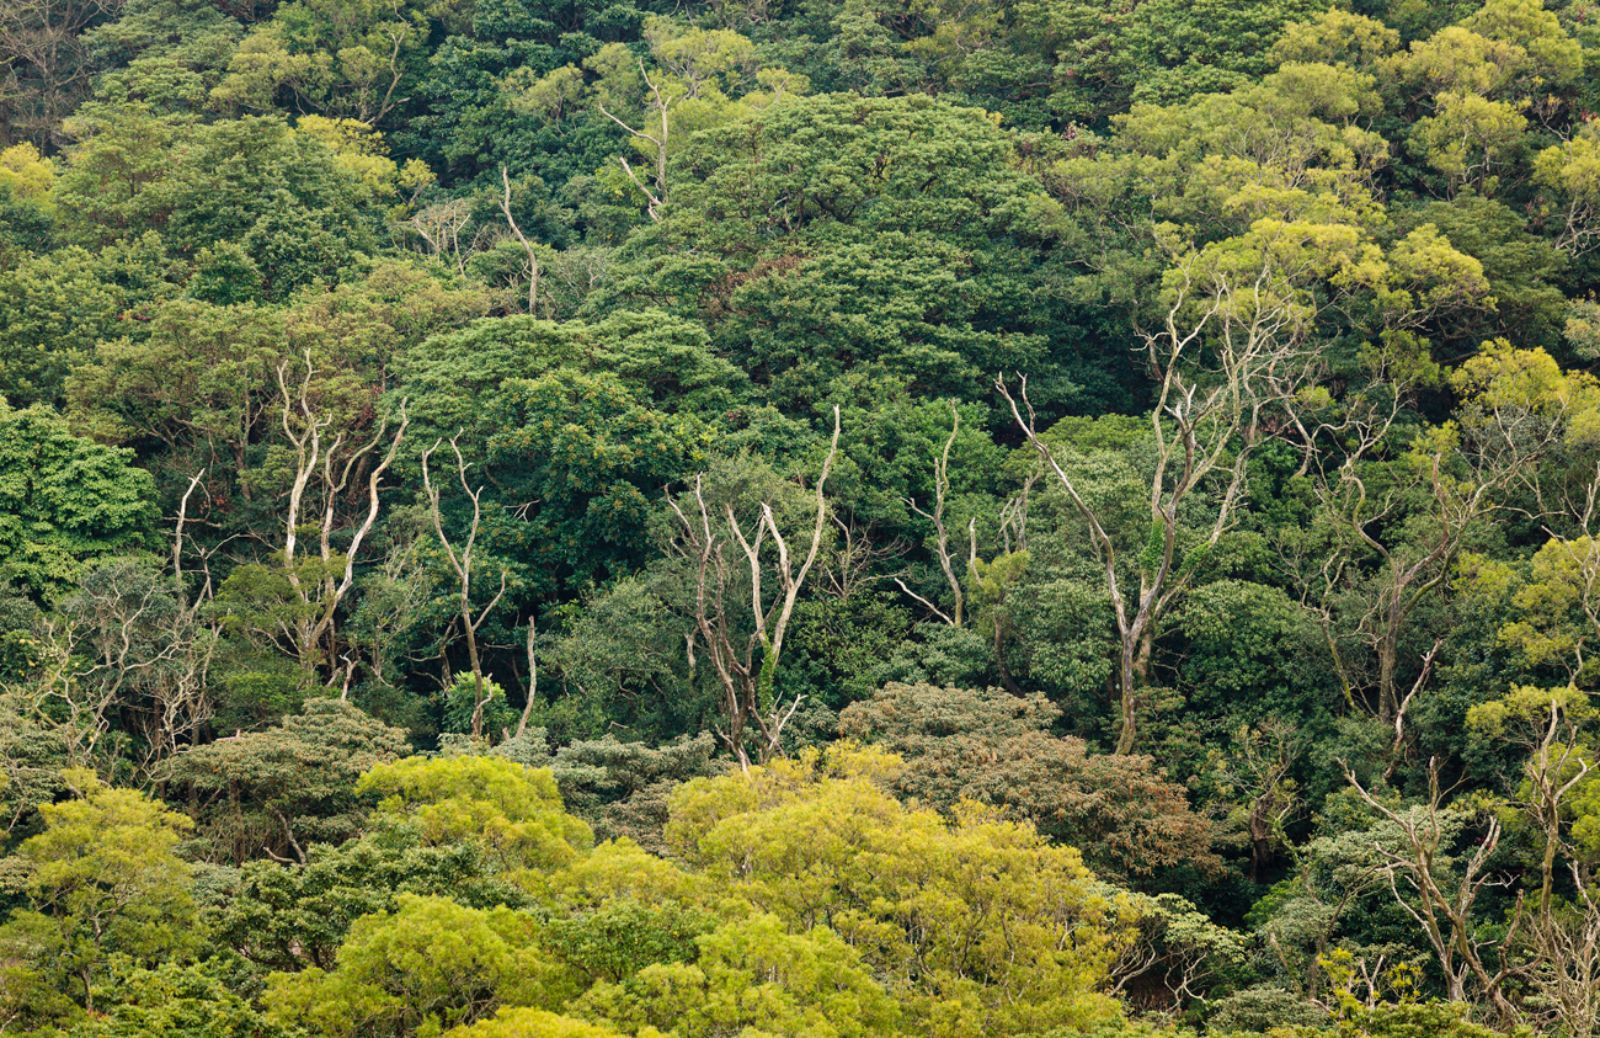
left=422, top=435, right=508, bottom=741
left=1304, top=345, right=1567, bottom=726
left=38, top=557, right=216, bottom=779
left=998, top=233, right=1337, bottom=750
left=515, top=615, right=538, bottom=740
left=1472, top=688, right=1600, bottom=1037
left=1346, top=761, right=1524, bottom=1026
left=823, top=516, right=902, bottom=602
left=276, top=352, right=409, bottom=684
left=896, top=402, right=972, bottom=626
left=668, top=408, right=841, bottom=769
left=498, top=165, right=542, bottom=315
left=597, top=59, right=672, bottom=220
left=1525, top=863, right=1600, bottom=1038
left=409, top=198, right=473, bottom=275
left=1315, top=437, right=1502, bottom=725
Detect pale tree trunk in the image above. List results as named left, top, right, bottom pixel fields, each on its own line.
left=422, top=435, right=508, bottom=741
left=275, top=353, right=409, bottom=685
left=668, top=408, right=841, bottom=768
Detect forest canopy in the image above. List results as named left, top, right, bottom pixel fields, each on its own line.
left=8, top=0, right=1600, bottom=1036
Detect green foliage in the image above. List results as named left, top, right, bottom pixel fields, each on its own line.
left=209, top=826, right=530, bottom=974
left=12, top=0, right=1600, bottom=1034
left=606, top=91, right=1087, bottom=410
left=55, top=111, right=380, bottom=297
left=263, top=893, right=552, bottom=1038
left=547, top=732, right=720, bottom=852
left=0, top=771, right=196, bottom=1026
left=71, top=958, right=289, bottom=1038
left=664, top=744, right=1129, bottom=1036
left=165, top=698, right=412, bottom=864
left=357, top=755, right=594, bottom=875
left=839, top=682, right=1216, bottom=876
left=0, top=236, right=174, bottom=407
left=575, top=913, right=901, bottom=1038
left=443, top=1008, right=631, bottom=1038
left=0, top=403, right=156, bottom=601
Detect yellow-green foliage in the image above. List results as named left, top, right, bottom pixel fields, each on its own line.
left=0, top=143, right=54, bottom=206
left=664, top=744, right=1130, bottom=1037
left=265, top=894, right=557, bottom=1038
left=444, top=1008, right=643, bottom=1038
left=358, top=755, right=594, bottom=874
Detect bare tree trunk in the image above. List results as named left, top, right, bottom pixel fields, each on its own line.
left=598, top=59, right=672, bottom=220
left=499, top=166, right=541, bottom=315
left=668, top=408, right=841, bottom=767
left=1346, top=760, right=1525, bottom=1026
left=897, top=402, right=968, bottom=626
left=515, top=616, right=538, bottom=740
left=422, top=435, right=508, bottom=741
left=275, top=353, right=409, bottom=683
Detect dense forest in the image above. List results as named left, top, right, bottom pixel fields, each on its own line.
left=12, top=0, right=1600, bottom=1035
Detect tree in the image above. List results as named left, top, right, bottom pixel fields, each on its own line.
left=1310, top=344, right=1588, bottom=729
left=62, top=958, right=290, bottom=1038
left=0, top=684, right=74, bottom=841
left=224, top=350, right=407, bottom=685
left=210, top=0, right=462, bottom=127
left=665, top=408, right=840, bottom=768
left=444, top=1008, right=630, bottom=1038
left=40, top=553, right=215, bottom=777
left=894, top=403, right=971, bottom=627
left=0, top=0, right=120, bottom=147
left=547, top=732, right=720, bottom=853
left=209, top=824, right=529, bottom=975
left=998, top=213, right=1343, bottom=752
left=1534, top=125, right=1600, bottom=257
left=1344, top=763, right=1522, bottom=1026
left=263, top=894, right=550, bottom=1038
left=580, top=19, right=767, bottom=221
left=601, top=92, right=1081, bottom=412
left=1468, top=686, right=1600, bottom=1038
left=164, top=697, right=411, bottom=864
left=838, top=682, right=1216, bottom=877
left=483, top=366, right=715, bottom=600
left=663, top=744, right=1130, bottom=1037
left=1108, top=889, right=1247, bottom=1012
left=422, top=436, right=507, bottom=741
left=0, top=239, right=157, bottom=408
left=0, top=770, right=195, bottom=1021
left=0, top=402, right=155, bottom=602
left=355, top=754, right=593, bottom=876
left=575, top=913, right=901, bottom=1038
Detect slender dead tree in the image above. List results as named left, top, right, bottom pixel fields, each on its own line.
left=275, top=352, right=409, bottom=683
left=597, top=58, right=673, bottom=220
left=668, top=407, right=841, bottom=769
left=409, top=198, right=473, bottom=275
left=498, top=165, right=542, bottom=315
left=896, top=402, right=971, bottom=626
left=997, top=225, right=1342, bottom=751
left=1346, top=760, right=1524, bottom=1026
left=1302, top=344, right=1568, bottom=727
left=515, top=615, right=538, bottom=740
left=422, top=435, right=508, bottom=740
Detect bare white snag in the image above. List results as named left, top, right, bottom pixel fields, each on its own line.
left=422, top=434, right=508, bottom=740
left=275, top=352, right=409, bottom=683
left=598, top=59, right=672, bottom=221
left=897, top=402, right=969, bottom=627
left=499, top=165, right=542, bottom=315
left=669, top=407, right=841, bottom=769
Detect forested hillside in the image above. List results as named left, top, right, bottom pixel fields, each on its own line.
left=7, top=0, right=1600, bottom=1035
